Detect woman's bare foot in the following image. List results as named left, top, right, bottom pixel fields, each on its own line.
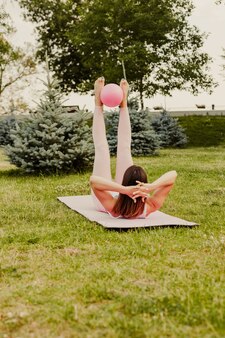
left=94, top=77, right=105, bottom=106
left=120, top=79, right=129, bottom=108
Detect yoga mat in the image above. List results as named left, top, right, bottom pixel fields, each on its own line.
left=58, top=195, right=198, bottom=229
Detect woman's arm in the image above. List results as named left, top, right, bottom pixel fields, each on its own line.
left=90, top=175, right=139, bottom=212
left=139, top=170, right=177, bottom=192
left=90, top=175, right=127, bottom=194
left=134, top=171, right=178, bottom=213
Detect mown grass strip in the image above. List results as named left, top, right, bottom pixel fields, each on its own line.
left=0, top=146, right=225, bottom=337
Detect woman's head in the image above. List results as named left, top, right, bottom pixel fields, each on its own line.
left=122, top=165, right=148, bottom=187
left=113, top=165, right=148, bottom=218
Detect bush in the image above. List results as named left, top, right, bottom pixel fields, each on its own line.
left=0, top=115, right=18, bottom=146
left=151, top=111, right=188, bottom=148
left=106, top=107, right=160, bottom=156
left=6, top=70, right=94, bottom=174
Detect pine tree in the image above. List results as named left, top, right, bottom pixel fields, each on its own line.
left=6, top=68, right=94, bottom=174
left=0, top=115, right=18, bottom=146
left=106, top=106, right=160, bottom=156
left=151, top=111, right=188, bottom=148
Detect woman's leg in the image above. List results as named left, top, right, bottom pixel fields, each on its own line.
left=115, top=79, right=133, bottom=184
left=92, top=77, right=112, bottom=180
left=92, top=78, right=112, bottom=211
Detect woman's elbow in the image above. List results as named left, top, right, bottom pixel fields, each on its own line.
left=90, top=175, right=95, bottom=186
left=170, top=170, right=178, bottom=183
left=170, top=170, right=177, bottom=177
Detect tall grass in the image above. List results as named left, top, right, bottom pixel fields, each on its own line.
left=0, top=146, right=225, bottom=338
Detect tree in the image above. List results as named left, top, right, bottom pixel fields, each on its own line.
left=19, top=0, right=89, bottom=94
left=0, top=115, right=18, bottom=146
left=0, top=5, right=13, bottom=35
left=151, top=111, right=188, bottom=148
left=106, top=106, right=160, bottom=156
left=0, top=5, right=36, bottom=109
left=222, top=49, right=225, bottom=73
left=19, top=0, right=215, bottom=108
left=0, top=44, right=36, bottom=97
left=6, top=66, right=94, bottom=174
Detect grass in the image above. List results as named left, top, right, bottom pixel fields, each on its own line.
left=0, top=146, right=225, bottom=338
left=178, top=115, right=225, bottom=147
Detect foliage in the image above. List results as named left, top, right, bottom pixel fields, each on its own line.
left=19, top=0, right=88, bottom=93
left=19, top=0, right=215, bottom=107
left=151, top=111, right=188, bottom=148
left=127, top=96, right=140, bottom=111
left=106, top=108, right=160, bottom=156
left=0, top=115, right=18, bottom=146
left=0, top=5, right=36, bottom=104
left=6, top=68, right=94, bottom=174
left=0, top=45, right=36, bottom=96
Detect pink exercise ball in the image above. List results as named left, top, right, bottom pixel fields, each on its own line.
left=100, top=83, right=123, bottom=107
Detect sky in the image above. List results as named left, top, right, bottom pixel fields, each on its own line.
left=1, top=0, right=225, bottom=111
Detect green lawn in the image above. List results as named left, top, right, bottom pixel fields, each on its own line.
left=0, top=146, right=225, bottom=338
left=178, top=115, right=225, bottom=147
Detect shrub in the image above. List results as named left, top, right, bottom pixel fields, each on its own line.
left=106, top=107, right=160, bottom=156
left=151, top=111, right=188, bottom=148
left=0, top=115, right=18, bottom=146
left=6, top=70, right=94, bottom=174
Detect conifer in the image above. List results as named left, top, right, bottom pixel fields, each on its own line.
left=7, top=66, right=94, bottom=174
left=151, top=111, right=188, bottom=148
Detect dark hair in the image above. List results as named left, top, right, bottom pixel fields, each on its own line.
left=112, top=165, right=148, bottom=218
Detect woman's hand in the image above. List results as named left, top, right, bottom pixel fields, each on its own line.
left=123, top=181, right=156, bottom=203
left=133, top=191, right=149, bottom=202
left=131, top=181, right=154, bottom=202
left=136, top=181, right=154, bottom=193
left=123, top=184, right=149, bottom=203
left=122, top=185, right=139, bottom=201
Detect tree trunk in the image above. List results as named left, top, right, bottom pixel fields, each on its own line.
left=0, top=67, right=3, bottom=97
left=140, top=78, right=144, bottom=110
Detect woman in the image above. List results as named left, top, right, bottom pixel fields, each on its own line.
left=90, top=77, right=177, bottom=219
